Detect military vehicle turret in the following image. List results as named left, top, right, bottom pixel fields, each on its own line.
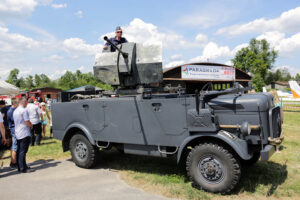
left=52, top=37, right=284, bottom=193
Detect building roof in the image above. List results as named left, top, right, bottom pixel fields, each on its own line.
left=0, top=80, right=20, bottom=95
left=163, top=62, right=251, bottom=82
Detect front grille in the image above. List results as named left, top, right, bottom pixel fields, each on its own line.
left=269, top=106, right=282, bottom=138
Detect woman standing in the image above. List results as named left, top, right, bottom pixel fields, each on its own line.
left=40, top=102, right=51, bottom=138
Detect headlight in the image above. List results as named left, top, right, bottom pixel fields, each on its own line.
left=240, top=121, right=251, bottom=135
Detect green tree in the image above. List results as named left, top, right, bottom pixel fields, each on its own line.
left=6, top=68, right=20, bottom=86
left=18, top=77, right=26, bottom=89
left=296, top=73, right=300, bottom=81
left=25, top=75, right=35, bottom=89
left=39, top=74, right=51, bottom=87
left=232, top=39, right=278, bottom=92
left=34, top=74, right=42, bottom=87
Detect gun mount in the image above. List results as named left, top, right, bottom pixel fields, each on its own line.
left=93, top=37, right=163, bottom=92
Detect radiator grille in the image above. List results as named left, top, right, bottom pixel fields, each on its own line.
left=269, top=106, right=282, bottom=138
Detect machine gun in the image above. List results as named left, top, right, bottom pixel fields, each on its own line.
left=93, top=37, right=163, bottom=94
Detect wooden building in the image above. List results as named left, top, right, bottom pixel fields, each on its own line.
left=30, top=87, right=63, bottom=102
left=163, top=62, right=251, bottom=94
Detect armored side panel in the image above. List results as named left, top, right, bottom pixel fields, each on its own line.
left=93, top=52, right=119, bottom=85
left=134, top=43, right=163, bottom=85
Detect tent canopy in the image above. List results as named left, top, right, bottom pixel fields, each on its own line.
left=0, top=80, right=20, bottom=95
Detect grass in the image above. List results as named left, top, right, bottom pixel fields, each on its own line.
left=1, top=112, right=300, bottom=199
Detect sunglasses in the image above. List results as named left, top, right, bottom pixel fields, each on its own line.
left=116, top=31, right=122, bottom=33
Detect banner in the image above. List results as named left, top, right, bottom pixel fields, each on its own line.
left=181, top=65, right=235, bottom=80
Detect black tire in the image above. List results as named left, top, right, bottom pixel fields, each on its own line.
left=69, top=134, right=99, bottom=168
left=186, top=142, right=241, bottom=193
left=241, top=152, right=260, bottom=166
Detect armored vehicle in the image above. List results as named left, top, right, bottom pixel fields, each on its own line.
left=52, top=37, right=284, bottom=193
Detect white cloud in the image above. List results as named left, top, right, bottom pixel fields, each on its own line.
left=164, top=60, right=185, bottom=69
left=42, top=54, right=64, bottom=62
left=256, top=31, right=285, bottom=47
left=225, top=60, right=233, bottom=66
left=0, top=67, right=11, bottom=80
left=51, top=3, right=67, bottom=9
left=170, top=54, right=182, bottom=60
left=75, top=10, right=83, bottom=18
left=36, top=0, right=53, bottom=6
left=77, top=66, right=85, bottom=71
left=276, top=33, right=300, bottom=55
left=19, top=67, right=33, bottom=77
left=189, top=42, right=248, bottom=63
left=195, top=33, right=208, bottom=44
left=100, top=18, right=198, bottom=50
left=231, top=43, right=248, bottom=55
left=256, top=32, right=300, bottom=56
left=0, top=26, right=40, bottom=52
left=190, top=42, right=231, bottom=62
left=0, top=0, right=37, bottom=19
left=216, top=7, right=300, bottom=35
left=63, top=38, right=103, bottom=56
left=49, top=70, right=64, bottom=80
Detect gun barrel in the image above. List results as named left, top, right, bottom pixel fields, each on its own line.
left=104, top=36, right=128, bottom=58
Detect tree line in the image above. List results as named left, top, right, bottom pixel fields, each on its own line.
left=6, top=68, right=112, bottom=91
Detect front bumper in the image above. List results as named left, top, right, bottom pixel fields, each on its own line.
left=261, top=131, right=284, bottom=161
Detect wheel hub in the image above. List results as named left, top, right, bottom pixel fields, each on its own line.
left=198, top=156, right=224, bottom=183
left=75, top=142, right=88, bottom=160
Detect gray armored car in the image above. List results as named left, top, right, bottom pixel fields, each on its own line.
left=52, top=37, right=284, bottom=193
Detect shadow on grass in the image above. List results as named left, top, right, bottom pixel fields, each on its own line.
left=95, top=150, right=186, bottom=177
left=40, top=141, right=56, bottom=145
left=0, top=159, right=61, bottom=178
left=92, top=149, right=288, bottom=196
left=234, top=160, right=288, bottom=196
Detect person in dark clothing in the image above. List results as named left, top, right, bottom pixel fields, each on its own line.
left=7, top=99, right=18, bottom=168
left=103, top=26, right=128, bottom=52
left=0, top=113, right=7, bottom=160
left=0, top=100, right=11, bottom=146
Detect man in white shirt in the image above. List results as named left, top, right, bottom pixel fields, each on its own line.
left=26, top=98, right=43, bottom=145
left=13, top=98, right=33, bottom=173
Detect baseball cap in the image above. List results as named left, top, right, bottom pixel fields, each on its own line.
left=115, top=26, right=122, bottom=31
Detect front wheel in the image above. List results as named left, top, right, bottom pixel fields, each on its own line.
left=186, top=142, right=241, bottom=193
left=69, top=134, right=99, bottom=168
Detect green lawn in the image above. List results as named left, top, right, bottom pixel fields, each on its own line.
left=1, top=112, right=300, bottom=200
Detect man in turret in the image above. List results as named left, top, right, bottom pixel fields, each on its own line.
left=103, top=26, right=128, bottom=52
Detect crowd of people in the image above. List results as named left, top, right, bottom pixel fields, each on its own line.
left=0, top=97, right=52, bottom=173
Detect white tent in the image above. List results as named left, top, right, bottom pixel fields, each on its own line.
left=0, top=80, right=20, bottom=95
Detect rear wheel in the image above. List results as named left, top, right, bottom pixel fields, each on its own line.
left=69, top=134, right=99, bottom=168
left=186, top=142, right=241, bottom=193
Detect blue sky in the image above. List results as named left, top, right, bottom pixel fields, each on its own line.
left=0, top=0, right=300, bottom=79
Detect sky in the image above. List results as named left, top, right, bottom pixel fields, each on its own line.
left=0, top=0, right=300, bottom=80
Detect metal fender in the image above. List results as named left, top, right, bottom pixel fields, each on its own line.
left=177, top=131, right=252, bottom=163
left=63, top=122, right=95, bottom=145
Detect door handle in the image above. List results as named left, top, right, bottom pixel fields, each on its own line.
left=152, top=103, right=161, bottom=112
left=82, top=104, right=89, bottom=111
